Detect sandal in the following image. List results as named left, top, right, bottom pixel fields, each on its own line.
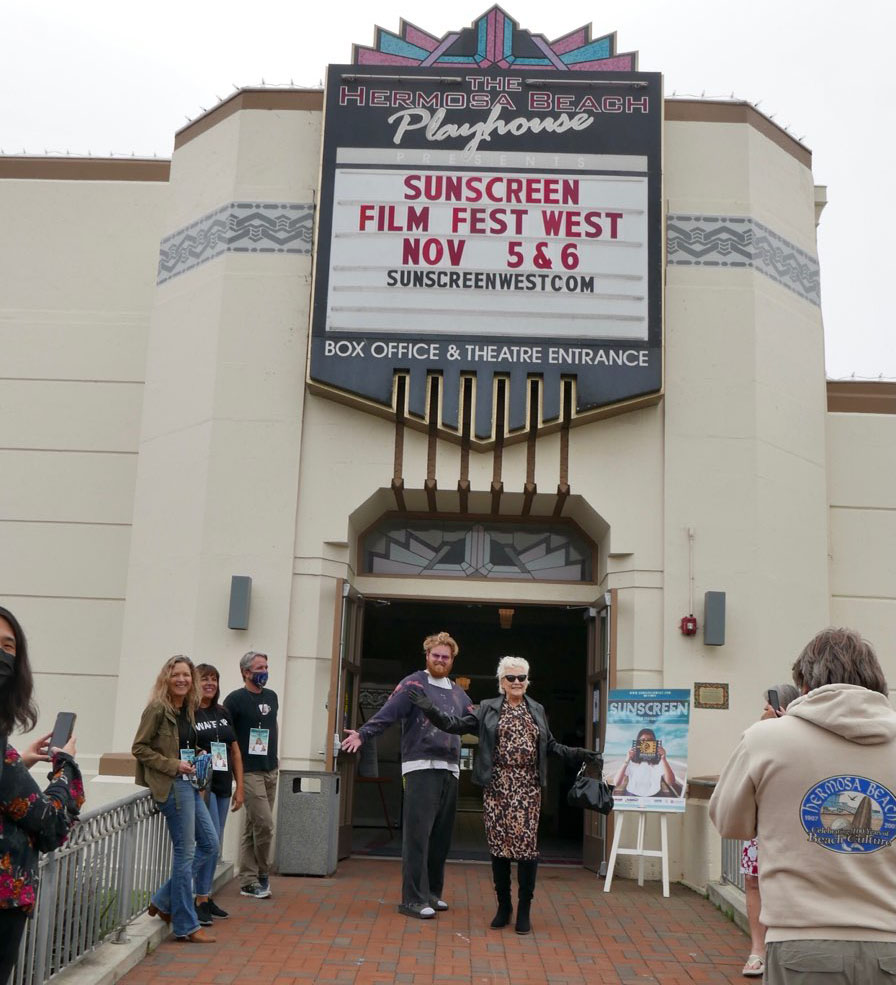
left=742, top=954, right=764, bottom=977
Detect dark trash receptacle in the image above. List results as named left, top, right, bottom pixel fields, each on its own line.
left=275, top=771, right=339, bottom=876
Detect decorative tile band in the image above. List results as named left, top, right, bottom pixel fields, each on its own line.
left=667, top=214, right=820, bottom=306
left=157, top=201, right=314, bottom=284
left=159, top=204, right=820, bottom=308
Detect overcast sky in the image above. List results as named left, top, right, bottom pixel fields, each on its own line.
left=2, top=0, right=892, bottom=379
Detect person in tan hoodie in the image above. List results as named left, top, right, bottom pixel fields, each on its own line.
left=710, top=628, right=896, bottom=985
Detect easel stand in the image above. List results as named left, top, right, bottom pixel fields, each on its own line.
left=603, top=811, right=670, bottom=898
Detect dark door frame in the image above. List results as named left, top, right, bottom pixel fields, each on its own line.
left=332, top=591, right=616, bottom=866
left=583, top=588, right=616, bottom=874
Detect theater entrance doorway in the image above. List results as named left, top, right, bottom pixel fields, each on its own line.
left=331, top=595, right=613, bottom=869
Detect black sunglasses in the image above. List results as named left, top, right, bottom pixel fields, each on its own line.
left=503, top=674, right=527, bottom=683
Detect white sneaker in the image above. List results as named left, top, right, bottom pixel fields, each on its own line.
left=398, top=902, right=436, bottom=919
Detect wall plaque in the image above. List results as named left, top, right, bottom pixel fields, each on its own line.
left=694, top=682, right=730, bottom=710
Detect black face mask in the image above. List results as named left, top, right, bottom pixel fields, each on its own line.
left=0, top=650, right=14, bottom=685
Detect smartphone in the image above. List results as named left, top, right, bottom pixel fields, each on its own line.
left=50, top=711, right=77, bottom=751
left=767, top=690, right=781, bottom=714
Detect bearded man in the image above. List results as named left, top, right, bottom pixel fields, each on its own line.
left=342, top=631, right=471, bottom=919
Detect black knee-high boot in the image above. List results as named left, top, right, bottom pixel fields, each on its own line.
left=490, top=855, right=513, bottom=928
left=515, top=858, right=538, bottom=934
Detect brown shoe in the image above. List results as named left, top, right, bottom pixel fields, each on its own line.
left=148, top=903, right=170, bottom=923
left=175, top=930, right=217, bottom=943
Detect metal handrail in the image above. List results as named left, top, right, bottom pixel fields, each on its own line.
left=12, top=789, right=172, bottom=985
left=721, top=836, right=746, bottom=893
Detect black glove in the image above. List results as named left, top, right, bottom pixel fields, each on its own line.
left=405, top=685, right=431, bottom=709
left=579, top=749, right=601, bottom=763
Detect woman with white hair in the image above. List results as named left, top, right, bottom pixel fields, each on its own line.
left=408, top=655, right=596, bottom=935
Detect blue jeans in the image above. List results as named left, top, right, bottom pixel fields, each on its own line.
left=153, top=779, right=219, bottom=937
left=206, top=791, right=231, bottom=855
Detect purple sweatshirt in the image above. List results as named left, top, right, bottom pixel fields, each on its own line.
left=358, top=670, right=473, bottom=766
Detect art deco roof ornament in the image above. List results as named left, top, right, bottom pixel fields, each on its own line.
left=352, top=5, right=637, bottom=72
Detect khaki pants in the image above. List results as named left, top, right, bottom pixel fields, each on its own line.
left=766, top=940, right=896, bottom=984
left=238, top=770, right=278, bottom=884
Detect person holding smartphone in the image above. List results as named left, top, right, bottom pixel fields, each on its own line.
left=0, top=605, right=84, bottom=983
left=738, top=684, right=799, bottom=978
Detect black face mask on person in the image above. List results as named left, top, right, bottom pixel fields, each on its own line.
left=0, top=650, right=14, bottom=686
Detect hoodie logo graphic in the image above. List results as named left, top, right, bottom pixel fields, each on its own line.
left=800, top=775, right=896, bottom=854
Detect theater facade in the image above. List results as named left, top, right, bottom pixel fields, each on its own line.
left=3, top=8, right=895, bottom=883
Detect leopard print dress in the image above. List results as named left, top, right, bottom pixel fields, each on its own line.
left=483, top=700, right=540, bottom=860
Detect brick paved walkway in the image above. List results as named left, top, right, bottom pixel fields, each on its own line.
left=119, top=859, right=747, bottom=985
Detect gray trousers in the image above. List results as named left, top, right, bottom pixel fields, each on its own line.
left=401, top=769, right=458, bottom=905
left=766, top=940, right=896, bottom=984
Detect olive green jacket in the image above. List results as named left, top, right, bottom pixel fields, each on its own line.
left=132, top=700, right=182, bottom=803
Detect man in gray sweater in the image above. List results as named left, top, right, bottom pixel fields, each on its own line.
left=341, top=631, right=471, bottom=919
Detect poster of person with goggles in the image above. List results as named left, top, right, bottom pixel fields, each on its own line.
left=603, top=689, right=690, bottom=812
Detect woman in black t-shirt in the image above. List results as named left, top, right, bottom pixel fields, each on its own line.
left=195, top=663, right=244, bottom=919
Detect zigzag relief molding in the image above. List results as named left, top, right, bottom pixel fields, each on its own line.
left=158, top=205, right=820, bottom=308
left=157, top=201, right=314, bottom=284
left=666, top=214, right=821, bottom=306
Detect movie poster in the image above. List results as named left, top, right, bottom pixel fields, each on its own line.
left=603, top=689, right=690, bottom=813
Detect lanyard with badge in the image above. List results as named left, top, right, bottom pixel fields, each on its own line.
left=247, top=673, right=271, bottom=756
left=249, top=697, right=271, bottom=756
left=249, top=724, right=270, bottom=756
left=208, top=717, right=229, bottom=772
left=179, top=708, right=199, bottom=780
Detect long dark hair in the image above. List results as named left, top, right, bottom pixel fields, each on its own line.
left=0, top=605, right=38, bottom=735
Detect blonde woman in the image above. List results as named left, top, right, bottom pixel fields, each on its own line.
left=408, top=655, right=595, bottom=934
left=132, top=656, right=219, bottom=943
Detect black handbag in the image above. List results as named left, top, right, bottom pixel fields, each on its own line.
left=567, top=759, right=614, bottom=815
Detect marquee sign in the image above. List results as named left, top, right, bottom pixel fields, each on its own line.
left=308, top=7, right=662, bottom=442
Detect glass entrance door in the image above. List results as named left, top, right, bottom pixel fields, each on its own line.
left=327, top=579, right=365, bottom=860
left=583, top=589, right=615, bottom=873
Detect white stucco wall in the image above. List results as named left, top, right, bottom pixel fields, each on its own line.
left=827, top=412, right=896, bottom=666
left=1, top=174, right=166, bottom=771
left=663, top=118, right=830, bottom=785
left=110, top=106, right=321, bottom=758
